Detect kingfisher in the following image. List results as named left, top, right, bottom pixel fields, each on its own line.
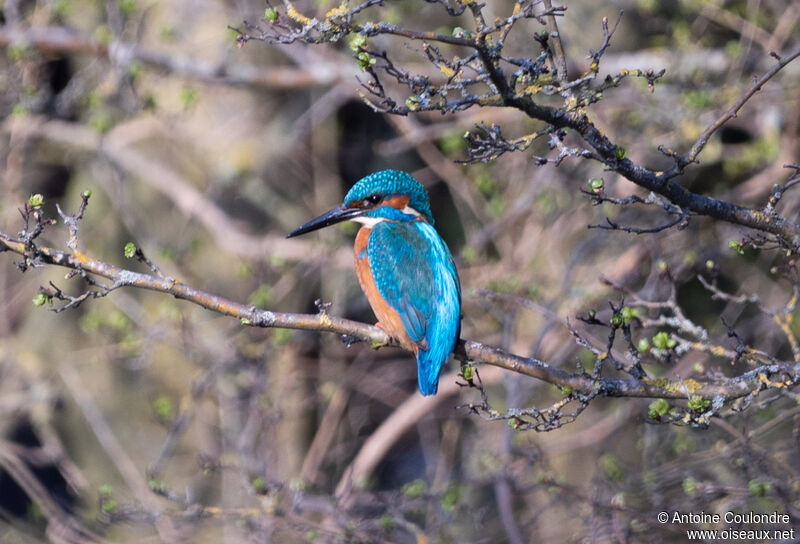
left=287, top=170, right=461, bottom=396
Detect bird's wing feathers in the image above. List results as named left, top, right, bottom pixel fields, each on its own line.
left=367, top=222, right=435, bottom=347
left=368, top=221, right=461, bottom=395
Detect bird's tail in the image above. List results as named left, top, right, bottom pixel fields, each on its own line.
left=416, top=349, right=444, bottom=396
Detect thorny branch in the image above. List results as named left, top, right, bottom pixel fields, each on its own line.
left=2, top=196, right=799, bottom=431
left=234, top=1, right=800, bottom=247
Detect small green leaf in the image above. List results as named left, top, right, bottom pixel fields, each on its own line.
left=32, top=292, right=49, bottom=307
left=28, top=194, right=44, bottom=208
left=355, top=51, right=375, bottom=71
left=264, top=7, right=278, bottom=21
left=687, top=395, right=710, bottom=412
left=637, top=338, right=650, bottom=353
left=648, top=398, right=669, bottom=418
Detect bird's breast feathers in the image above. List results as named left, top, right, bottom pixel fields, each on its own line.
left=354, top=221, right=460, bottom=354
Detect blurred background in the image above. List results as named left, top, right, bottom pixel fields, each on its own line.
left=1, top=0, right=799, bottom=542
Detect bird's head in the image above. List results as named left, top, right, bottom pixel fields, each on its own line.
left=287, top=170, right=434, bottom=238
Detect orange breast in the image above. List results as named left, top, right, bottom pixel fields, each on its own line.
left=354, top=227, right=417, bottom=353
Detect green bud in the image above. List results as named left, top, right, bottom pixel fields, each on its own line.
left=123, top=242, right=137, bottom=259
left=508, top=418, right=520, bottom=429
left=587, top=309, right=596, bottom=319
left=28, top=194, right=44, bottom=208
left=82, top=189, right=92, bottom=199
left=559, top=385, right=572, bottom=396
left=610, top=313, right=623, bottom=327
left=637, top=338, right=650, bottom=353
left=461, top=364, right=474, bottom=381
left=656, top=259, right=668, bottom=273
left=621, top=307, right=638, bottom=324
left=251, top=476, right=267, bottom=493
left=152, top=395, right=174, bottom=420
left=240, top=317, right=251, bottom=326
left=588, top=178, right=604, bottom=193
left=101, top=499, right=117, bottom=514
left=349, top=33, right=367, bottom=52
left=728, top=240, right=744, bottom=255
left=264, top=7, right=278, bottom=21
left=705, top=259, right=714, bottom=270
left=687, top=395, right=710, bottom=412
left=405, top=95, right=420, bottom=111
left=614, top=146, right=626, bottom=159
left=652, top=331, right=676, bottom=350
left=32, top=292, right=49, bottom=307
left=98, top=484, right=114, bottom=497
left=648, top=398, right=669, bottom=419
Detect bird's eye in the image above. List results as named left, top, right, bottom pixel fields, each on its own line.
left=367, top=195, right=382, bottom=205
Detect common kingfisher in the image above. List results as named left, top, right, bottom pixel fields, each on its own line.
left=287, top=170, right=461, bottom=396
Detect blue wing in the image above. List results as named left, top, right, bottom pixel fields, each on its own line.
left=368, top=221, right=461, bottom=395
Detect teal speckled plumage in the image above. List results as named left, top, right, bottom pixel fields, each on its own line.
left=344, top=170, right=435, bottom=224
left=366, top=219, right=461, bottom=394
left=287, top=170, right=462, bottom=396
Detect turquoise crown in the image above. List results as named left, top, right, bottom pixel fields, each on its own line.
left=344, top=170, right=434, bottom=225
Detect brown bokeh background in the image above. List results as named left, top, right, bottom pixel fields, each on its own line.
left=1, top=0, right=799, bottom=542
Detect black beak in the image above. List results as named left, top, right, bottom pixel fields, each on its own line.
left=286, top=204, right=366, bottom=238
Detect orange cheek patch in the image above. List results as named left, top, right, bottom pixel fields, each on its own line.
left=382, top=195, right=410, bottom=210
